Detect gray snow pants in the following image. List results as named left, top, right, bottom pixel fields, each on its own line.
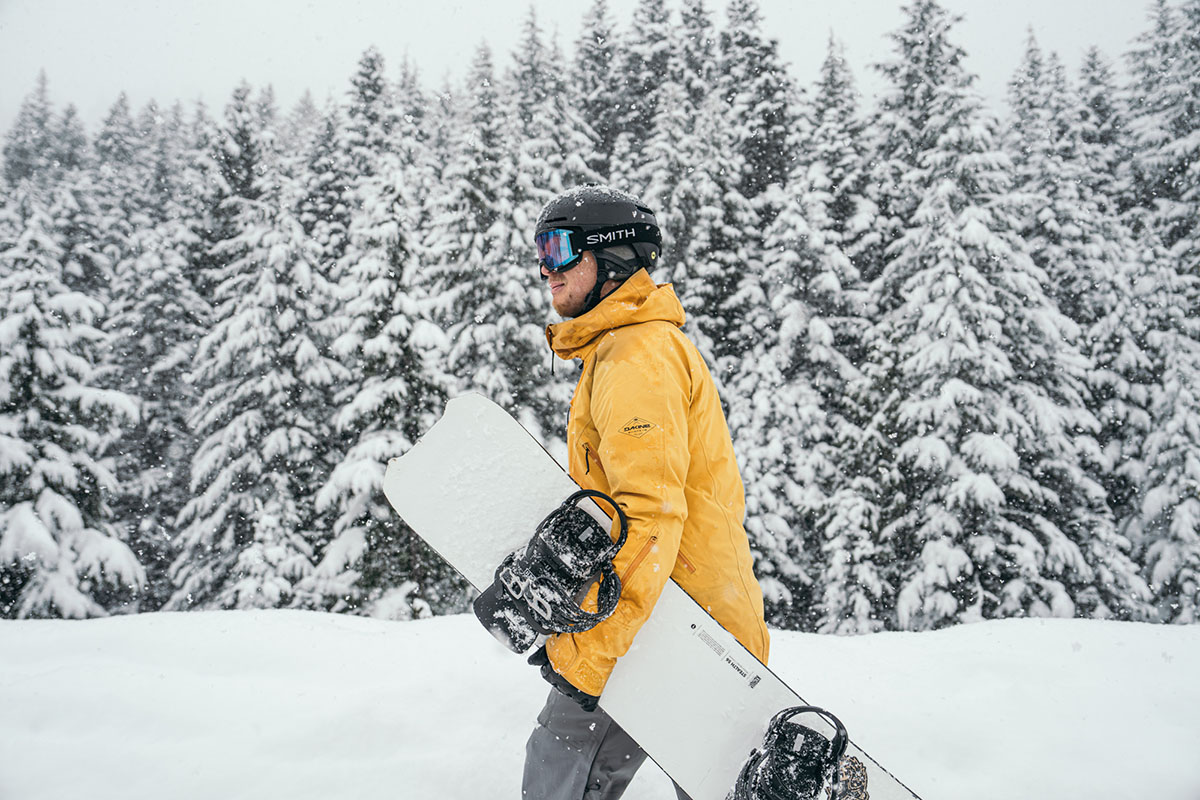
left=522, top=688, right=692, bottom=800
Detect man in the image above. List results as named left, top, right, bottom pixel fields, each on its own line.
left=522, top=184, right=770, bottom=800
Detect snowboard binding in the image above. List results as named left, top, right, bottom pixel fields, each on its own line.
left=729, top=706, right=849, bottom=800
left=473, top=489, right=629, bottom=653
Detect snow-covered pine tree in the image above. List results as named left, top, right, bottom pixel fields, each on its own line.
left=135, top=100, right=170, bottom=218
left=633, top=41, right=755, bottom=374
left=1117, top=0, right=1200, bottom=614
left=253, top=86, right=280, bottom=170
left=394, top=56, right=428, bottom=140
left=806, top=36, right=860, bottom=209
left=423, top=77, right=460, bottom=189
left=864, top=1, right=973, bottom=286
left=634, top=67, right=708, bottom=294
left=310, top=49, right=461, bottom=618
left=3, top=72, right=56, bottom=189
left=170, top=87, right=343, bottom=611
left=159, top=101, right=216, bottom=295
left=210, top=83, right=268, bottom=214
left=717, top=0, right=798, bottom=212
left=783, top=37, right=884, bottom=634
left=422, top=46, right=526, bottom=406
left=392, top=56, right=439, bottom=213
left=607, top=0, right=671, bottom=185
left=53, top=104, right=91, bottom=178
left=733, top=197, right=831, bottom=631
left=1137, top=260, right=1200, bottom=623
left=344, top=47, right=392, bottom=180
left=98, top=99, right=171, bottom=605
left=731, top=40, right=872, bottom=634
left=94, top=93, right=142, bottom=182
left=508, top=8, right=602, bottom=199
left=676, top=0, right=718, bottom=109
left=296, top=102, right=354, bottom=281
left=1076, top=47, right=1128, bottom=200
left=1072, top=50, right=1156, bottom=538
left=1066, top=54, right=1163, bottom=622
left=93, top=93, right=153, bottom=300
left=700, top=180, right=767, bottom=377
left=59, top=95, right=148, bottom=577
left=635, top=19, right=706, bottom=217
left=38, top=110, right=112, bottom=306
left=805, top=36, right=878, bottom=291
left=98, top=101, right=213, bottom=610
left=1004, top=36, right=1153, bottom=620
left=1154, top=0, right=1200, bottom=306
left=2, top=76, right=91, bottom=194
left=572, top=0, right=621, bottom=179
left=188, top=82, right=268, bottom=310
left=866, top=0, right=1111, bottom=630
left=105, top=222, right=208, bottom=610
left=172, top=186, right=346, bottom=610
left=800, top=34, right=874, bottom=362
left=1123, top=0, right=1185, bottom=236
left=0, top=186, right=142, bottom=618
left=639, top=0, right=749, bottom=372
left=150, top=107, right=215, bottom=343
left=279, top=91, right=323, bottom=163
left=678, top=0, right=799, bottom=376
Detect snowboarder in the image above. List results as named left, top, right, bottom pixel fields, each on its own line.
left=523, top=185, right=771, bottom=800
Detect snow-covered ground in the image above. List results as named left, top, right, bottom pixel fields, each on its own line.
left=1, top=611, right=1197, bottom=800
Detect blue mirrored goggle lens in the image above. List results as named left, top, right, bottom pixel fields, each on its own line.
left=536, top=229, right=580, bottom=271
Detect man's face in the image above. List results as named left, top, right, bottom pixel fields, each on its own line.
left=542, top=251, right=598, bottom=318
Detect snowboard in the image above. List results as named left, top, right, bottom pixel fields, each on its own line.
left=383, top=393, right=922, bottom=800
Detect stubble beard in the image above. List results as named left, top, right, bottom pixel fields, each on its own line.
left=552, top=286, right=588, bottom=319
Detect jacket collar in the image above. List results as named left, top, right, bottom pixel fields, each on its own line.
left=545, top=269, right=686, bottom=361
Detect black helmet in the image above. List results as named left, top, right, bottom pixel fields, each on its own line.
left=535, top=184, right=663, bottom=284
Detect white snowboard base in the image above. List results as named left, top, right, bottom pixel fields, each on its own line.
left=383, top=394, right=919, bottom=800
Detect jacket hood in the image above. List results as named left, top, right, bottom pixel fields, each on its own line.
left=545, top=269, right=686, bottom=360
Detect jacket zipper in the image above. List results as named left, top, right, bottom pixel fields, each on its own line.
left=676, top=549, right=697, bottom=574
left=583, top=444, right=591, bottom=475
left=621, top=535, right=658, bottom=583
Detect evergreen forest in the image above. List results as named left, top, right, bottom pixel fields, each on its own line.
left=2, top=0, right=1198, bottom=632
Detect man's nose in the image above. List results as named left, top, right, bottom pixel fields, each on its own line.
left=540, top=262, right=552, bottom=279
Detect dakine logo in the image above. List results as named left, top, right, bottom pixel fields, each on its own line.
left=586, top=227, right=636, bottom=246
left=620, top=418, right=656, bottom=438
left=748, top=675, right=761, bottom=689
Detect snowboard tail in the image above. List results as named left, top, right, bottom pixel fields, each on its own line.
left=383, top=394, right=922, bottom=800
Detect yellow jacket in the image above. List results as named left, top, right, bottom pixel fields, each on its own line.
left=544, top=269, right=770, bottom=696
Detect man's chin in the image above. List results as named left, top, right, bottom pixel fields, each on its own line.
left=552, top=298, right=581, bottom=319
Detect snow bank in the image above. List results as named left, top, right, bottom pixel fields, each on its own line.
left=0, top=612, right=1197, bottom=800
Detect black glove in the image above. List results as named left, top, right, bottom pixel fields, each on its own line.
left=528, top=645, right=600, bottom=713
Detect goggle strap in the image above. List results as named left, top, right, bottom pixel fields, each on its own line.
left=576, top=223, right=661, bottom=250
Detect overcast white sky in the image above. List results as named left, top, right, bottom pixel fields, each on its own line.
left=0, top=0, right=1151, bottom=135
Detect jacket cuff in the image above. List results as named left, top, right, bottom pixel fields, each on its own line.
left=546, top=633, right=611, bottom=697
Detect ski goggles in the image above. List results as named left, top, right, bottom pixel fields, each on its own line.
left=535, top=228, right=584, bottom=273
left=535, top=223, right=661, bottom=273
